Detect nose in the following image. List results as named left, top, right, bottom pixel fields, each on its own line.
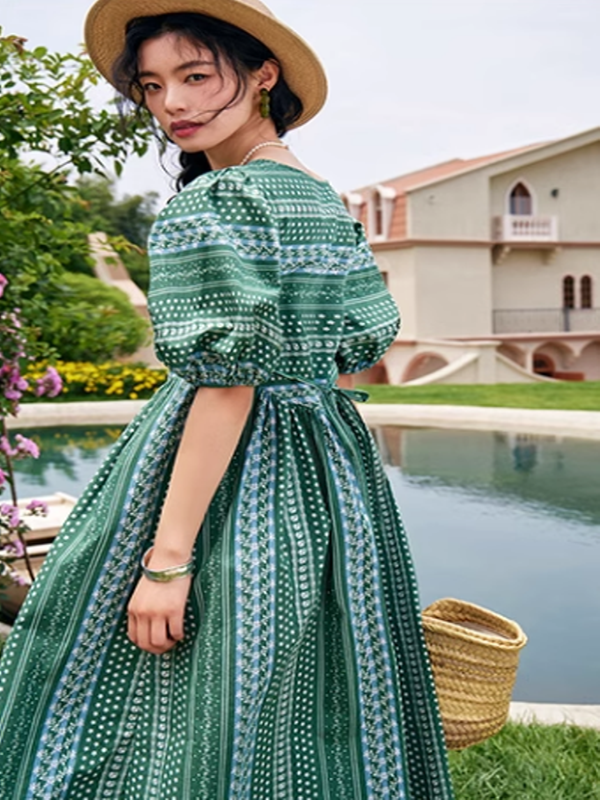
left=163, top=83, right=187, bottom=115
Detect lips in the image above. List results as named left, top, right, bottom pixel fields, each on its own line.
left=170, top=121, right=204, bottom=138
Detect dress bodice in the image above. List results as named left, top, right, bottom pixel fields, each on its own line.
left=148, top=161, right=400, bottom=387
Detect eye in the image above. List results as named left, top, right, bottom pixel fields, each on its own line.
left=141, top=82, right=161, bottom=93
left=186, top=73, right=207, bottom=84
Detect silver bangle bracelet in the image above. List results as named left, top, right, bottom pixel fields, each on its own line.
left=141, top=547, right=193, bottom=583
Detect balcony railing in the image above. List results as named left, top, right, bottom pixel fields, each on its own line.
left=493, top=308, right=600, bottom=334
left=492, top=215, right=559, bottom=242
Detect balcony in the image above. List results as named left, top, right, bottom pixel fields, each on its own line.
left=493, top=308, right=600, bottom=335
left=492, top=215, right=560, bottom=264
left=493, top=215, right=558, bottom=242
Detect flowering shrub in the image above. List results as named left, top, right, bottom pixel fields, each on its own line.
left=0, top=275, right=63, bottom=599
left=24, top=362, right=168, bottom=401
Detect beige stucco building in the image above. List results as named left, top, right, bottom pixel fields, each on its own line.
left=345, top=127, right=600, bottom=384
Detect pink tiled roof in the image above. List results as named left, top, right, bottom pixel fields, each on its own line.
left=352, top=142, right=548, bottom=241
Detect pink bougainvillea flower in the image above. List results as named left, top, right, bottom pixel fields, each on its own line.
left=35, top=366, right=63, bottom=398
left=0, top=274, right=7, bottom=299
left=26, top=499, right=48, bottom=516
left=0, top=503, right=21, bottom=528
left=1, top=539, right=25, bottom=558
left=0, top=436, right=17, bottom=458
left=2, top=366, right=28, bottom=403
left=14, top=434, right=40, bottom=460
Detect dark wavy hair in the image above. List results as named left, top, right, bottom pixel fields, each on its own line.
left=113, top=13, right=303, bottom=189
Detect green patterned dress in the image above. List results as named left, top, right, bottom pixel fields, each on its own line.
left=0, top=161, right=454, bottom=800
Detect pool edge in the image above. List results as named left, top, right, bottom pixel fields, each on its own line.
left=9, top=401, right=600, bottom=442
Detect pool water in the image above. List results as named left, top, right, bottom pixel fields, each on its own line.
left=12, top=424, right=600, bottom=705
left=12, top=427, right=123, bottom=499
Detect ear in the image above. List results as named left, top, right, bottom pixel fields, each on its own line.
left=254, top=59, right=280, bottom=92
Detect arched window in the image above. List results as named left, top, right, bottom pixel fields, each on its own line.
left=581, top=275, right=593, bottom=309
left=509, top=182, right=533, bottom=215
left=562, top=276, right=575, bottom=309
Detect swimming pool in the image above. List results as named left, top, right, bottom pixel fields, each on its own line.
left=11, top=424, right=600, bottom=704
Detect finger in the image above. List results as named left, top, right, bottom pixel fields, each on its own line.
left=127, top=612, right=138, bottom=646
left=133, top=617, right=172, bottom=655
left=149, top=638, right=176, bottom=655
left=168, top=613, right=185, bottom=642
left=136, top=616, right=153, bottom=654
left=150, top=617, right=168, bottom=650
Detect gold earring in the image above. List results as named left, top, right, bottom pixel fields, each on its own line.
left=260, top=88, right=271, bottom=119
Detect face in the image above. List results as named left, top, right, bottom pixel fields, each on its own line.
left=137, top=33, right=262, bottom=154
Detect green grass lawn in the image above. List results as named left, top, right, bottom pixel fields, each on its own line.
left=358, top=382, right=600, bottom=411
left=449, top=721, right=600, bottom=799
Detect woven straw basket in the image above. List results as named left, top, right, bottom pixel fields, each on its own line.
left=422, top=598, right=528, bottom=750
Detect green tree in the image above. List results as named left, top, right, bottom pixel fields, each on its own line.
left=0, top=159, right=92, bottom=344
left=43, top=273, right=149, bottom=362
left=74, top=176, right=158, bottom=291
left=75, top=176, right=159, bottom=248
left=0, top=31, right=154, bottom=359
left=0, top=32, right=151, bottom=176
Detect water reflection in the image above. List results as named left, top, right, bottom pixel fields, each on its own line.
left=375, top=426, right=600, bottom=705
left=12, top=427, right=122, bottom=496
left=375, top=427, right=600, bottom=528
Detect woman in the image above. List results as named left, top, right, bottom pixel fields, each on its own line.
left=0, top=1, right=455, bottom=797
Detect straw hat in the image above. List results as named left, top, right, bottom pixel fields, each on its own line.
left=84, top=0, right=328, bottom=128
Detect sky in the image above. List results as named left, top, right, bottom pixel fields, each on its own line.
left=3, top=0, right=600, bottom=204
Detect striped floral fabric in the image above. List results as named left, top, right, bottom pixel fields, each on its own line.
left=0, top=162, right=454, bottom=799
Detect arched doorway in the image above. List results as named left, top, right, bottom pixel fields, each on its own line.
left=533, top=353, right=555, bottom=378
left=509, top=182, right=533, bottom=215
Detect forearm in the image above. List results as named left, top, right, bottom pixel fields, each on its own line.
left=337, top=373, right=354, bottom=390
left=150, top=385, right=255, bottom=568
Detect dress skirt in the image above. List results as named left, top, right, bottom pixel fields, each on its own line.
left=0, top=376, right=454, bottom=799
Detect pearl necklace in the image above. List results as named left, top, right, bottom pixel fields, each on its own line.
left=239, top=140, right=289, bottom=166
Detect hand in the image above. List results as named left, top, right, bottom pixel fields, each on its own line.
left=127, top=574, right=192, bottom=655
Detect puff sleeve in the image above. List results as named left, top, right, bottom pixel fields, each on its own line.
left=335, top=224, right=400, bottom=374
left=147, top=171, right=282, bottom=387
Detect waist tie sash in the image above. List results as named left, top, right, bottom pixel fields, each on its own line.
left=259, top=371, right=370, bottom=405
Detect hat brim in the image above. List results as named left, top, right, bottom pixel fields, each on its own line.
left=84, top=0, right=327, bottom=129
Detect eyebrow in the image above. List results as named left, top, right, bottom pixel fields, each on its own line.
left=138, top=60, right=215, bottom=79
